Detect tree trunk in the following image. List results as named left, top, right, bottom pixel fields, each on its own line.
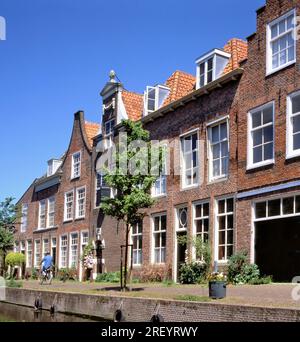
left=123, top=223, right=130, bottom=291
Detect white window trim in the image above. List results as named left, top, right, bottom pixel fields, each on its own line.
left=266, top=8, right=297, bottom=76
left=131, top=223, right=143, bottom=266
left=69, top=232, right=79, bottom=268
left=151, top=213, right=167, bottom=265
left=75, top=186, right=86, bottom=219
left=253, top=193, right=300, bottom=222
left=47, top=196, right=55, bottom=228
left=207, top=118, right=230, bottom=182
left=214, top=196, right=235, bottom=263
left=71, top=151, right=81, bottom=179
left=42, top=238, right=49, bottom=258
left=26, top=240, right=32, bottom=268
left=286, top=90, right=300, bottom=159
left=180, top=129, right=200, bottom=189
left=20, top=203, right=28, bottom=233
left=34, top=239, right=41, bottom=268
left=59, top=235, right=68, bottom=269
left=192, top=200, right=210, bottom=261
left=196, top=49, right=231, bottom=89
left=247, top=101, right=275, bottom=170
left=64, top=190, right=74, bottom=222
left=38, top=200, right=46, bottom=229
left=81, top=230, right=89, bottom=251
left=151, top=144, right=167, bottom=198
left=144, top=85, right=170, bottom=116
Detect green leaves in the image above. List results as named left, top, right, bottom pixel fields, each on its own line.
left=100, top=119, right=157, bottom=226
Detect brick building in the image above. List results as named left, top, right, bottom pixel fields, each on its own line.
left=14, top=0, right=300, bottom=283
left=14, top=111, right=100, bottom=280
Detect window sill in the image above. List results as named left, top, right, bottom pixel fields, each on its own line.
left=71, top=175, right=80, bottom=181
left=180, top=184, right=199, bottom=192
left=152, top=194, right=167, bottom=199
left=63, top=219, right=73, bottom=224
left=286, top=152, right=300, bottom=160
left=266, top=60, right=296, bottom=77
left=75, top=216, right=86, bottom=221
left=208, top=177, right=228, bottom=185
left=246, top=160, right=274, bottom=171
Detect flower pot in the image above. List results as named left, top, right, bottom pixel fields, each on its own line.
left=209, top=281, right=227, bottom=299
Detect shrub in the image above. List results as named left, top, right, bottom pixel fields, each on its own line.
left=179, top=262, right=206, bottom=284
left=57, top=268, right=78, bottom=282
left=5, top=252, right=25, bottom=268
left=95, top=271, right=120, bottom=283
left=233, top=263, right=260, bottom=284
left=248, top=275, right=273, bottom=285
left=227, top=251, right=248, bottom=283
left=6, top=278, right=23, bottom=288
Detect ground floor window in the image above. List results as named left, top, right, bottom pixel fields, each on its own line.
left=81, top=231, right=89, bottom=253
left=34, top=240, right=41, bottom=267
left=69, top=233, right=78, bottom=268
left=193, top=201, right=209, bottom=260
left=26, top=240, right=32, bottom=268
left=216, top=198, right=234, bottom=261
left=132, top=221, right=143, bottom=265
left=60, top=235, right=68, bottom=268
left=153, top=214, right=167, bottom=264
left=42, top=238, right=49, bottom=257
left=255, top=195, right=300, bottom=220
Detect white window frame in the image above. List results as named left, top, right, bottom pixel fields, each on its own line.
left=192, top=200, right=210, bottom=261
left=131, top=222, right=143, bottom=266
left=47, top=196, right=55, bottom=228
left=207, top=118, right=229, bottom=182
left=59, top=235, right=68, bottom=268
left=34, top=239, right=41, bottom=268
left=196, top=49, right=231, bottom=89
left=266, top=9, right=296, bottom=76
left=286, top=90, right=300, bottom=159
left=38, top=200, right=46, bottom=229
left=247, top=101, right=275, bottom=170
left=69, top=232, right=78, bottom=268
left=152, top=145, right=167, bottom=198
left=26, top=240, right=32, bottom=268
left=76, top=186, right=86, bottom=219
left=180, top=130, right=199, bottom=189
left=254, top=193, right=300, bottom=222
left=71, top=151, right=81, bottom=179
left=152, top=213, right=167, bottom=264
left=144, top=85, right=170, bottom=116
left=104, top=119, right=115, bottom=149
left=20, top=203, right=28, bottom=233
left=81, top=231, right=89, bottom=253
left=42, top=238, right=49, bottom=258
left=215, top=197, right=235, bottom=263
left=95, top=172, right=112, bottom=207
left=64, top=190, right=74, bottom=222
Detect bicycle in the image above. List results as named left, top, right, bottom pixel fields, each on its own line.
left=39, top=267, right=53, bottom=285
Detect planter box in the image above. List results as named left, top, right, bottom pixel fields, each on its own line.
left=209, top=281, right=227, bottom=299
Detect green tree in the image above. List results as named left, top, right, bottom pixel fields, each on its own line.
left=100, top=120, right=160, bottom=290
left=0, top=198, right=20, bottom=276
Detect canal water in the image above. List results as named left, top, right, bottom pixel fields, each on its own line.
left=0, top=302, right=105, bottom=322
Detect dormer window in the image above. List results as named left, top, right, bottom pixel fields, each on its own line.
left=143, top=85, right=170, bottom=116
left=47, top=159, right=62, bottom=177
left=196, top=49, right=231, bottom=89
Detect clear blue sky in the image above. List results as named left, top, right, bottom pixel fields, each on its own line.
left=0, top=0, right=265, bottom=201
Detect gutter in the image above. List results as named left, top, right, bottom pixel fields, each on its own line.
left=141, top=68, right=243, bottom=124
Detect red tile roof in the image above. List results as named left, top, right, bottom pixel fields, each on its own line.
left=163, top=70, right=196, bottom=106
left=120, top=38, right=248, bottom=121
left=121, top=90, right=144, bottom=121
left=223, top=38, right=248, bottom=74
left=84, top=121, right=100, bottom=147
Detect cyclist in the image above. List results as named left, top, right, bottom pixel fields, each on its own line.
left=41, top=252, right=53, bottom=276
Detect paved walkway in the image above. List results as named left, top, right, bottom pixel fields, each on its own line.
left=20, top=280, right=300, bottom=309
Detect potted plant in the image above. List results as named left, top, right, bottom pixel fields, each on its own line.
left=208, top=272, right=227, bottom=299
